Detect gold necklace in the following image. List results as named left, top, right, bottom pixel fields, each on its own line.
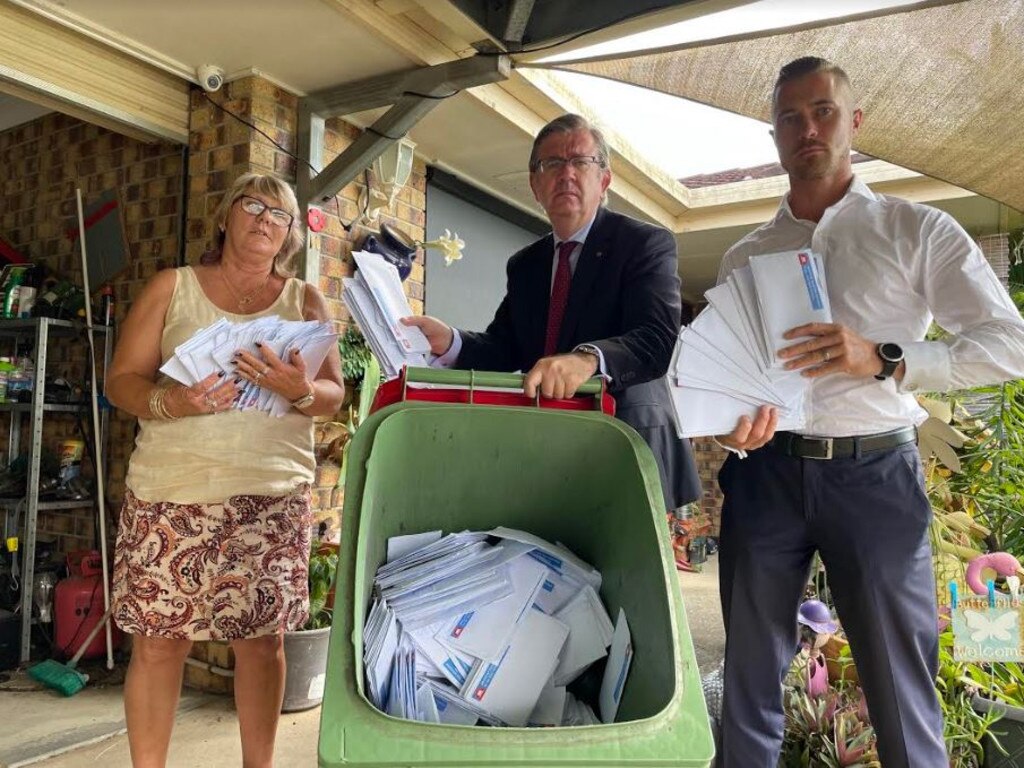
left=220, top=264, right=271, bottom=310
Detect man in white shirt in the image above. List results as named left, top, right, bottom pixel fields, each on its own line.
left=715, top=57, right=1024, bottom=767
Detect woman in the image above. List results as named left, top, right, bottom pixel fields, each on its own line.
left=107, top=172, right=344, bottom=768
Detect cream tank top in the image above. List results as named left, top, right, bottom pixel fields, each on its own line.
left=124, top=266, right=316, bottom=503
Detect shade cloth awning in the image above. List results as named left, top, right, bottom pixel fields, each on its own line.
left=521, top=0, right=1024, bottom=212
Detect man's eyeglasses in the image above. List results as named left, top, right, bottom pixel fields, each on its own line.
left=237, top=195, right=294, bottom=228
left=532, top=155, right=606, bottom=175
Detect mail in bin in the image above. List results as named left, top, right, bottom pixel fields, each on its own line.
left=319, top=370, right=714, bottom=767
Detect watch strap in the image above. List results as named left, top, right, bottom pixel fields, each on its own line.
left=873, top=344, right=902, bottom=381
left=573, top=343, right=601, bottom=358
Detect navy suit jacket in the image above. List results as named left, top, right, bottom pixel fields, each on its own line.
left=458, top=207, right=700, bottom=508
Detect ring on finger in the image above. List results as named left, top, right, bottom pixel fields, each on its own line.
left=254, top=371, right=264, bottom=384
left=822, top=349, right=831, bottom=362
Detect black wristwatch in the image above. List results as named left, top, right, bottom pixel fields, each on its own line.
left=874, top=342, right=904, bottom=381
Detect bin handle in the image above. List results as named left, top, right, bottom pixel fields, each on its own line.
left=403, top=367, right=603, bottom=394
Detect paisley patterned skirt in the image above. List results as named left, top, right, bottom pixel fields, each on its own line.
left=112, top=486, right=312, bottom=640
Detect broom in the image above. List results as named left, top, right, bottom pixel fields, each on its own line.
left=27, top=606, right=113, bottom=696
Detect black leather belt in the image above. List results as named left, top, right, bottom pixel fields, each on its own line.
left=770, top=426, right=917, bottom=460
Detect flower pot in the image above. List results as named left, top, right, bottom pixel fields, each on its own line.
left=282, top=626, right=331, bottom=712
left=973, top=696, right=1024, bottom=767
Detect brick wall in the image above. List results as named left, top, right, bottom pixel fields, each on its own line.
left=0, top=112, right=184, bottom=554
left=692, top=436, right=726, bottom=534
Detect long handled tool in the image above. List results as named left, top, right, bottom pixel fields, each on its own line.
left=73, top=188, right=113, bottom=670
left=27, top=605, right=113, bottom=696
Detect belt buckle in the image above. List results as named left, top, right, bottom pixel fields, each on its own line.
left=804, top=437, right=834, bottom=460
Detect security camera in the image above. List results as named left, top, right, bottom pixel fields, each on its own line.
left=197, top=64, right=225, bottom=93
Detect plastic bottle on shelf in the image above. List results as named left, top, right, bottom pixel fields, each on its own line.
left=0, top=358, right=14, bottom=404
left=16, top=266, right=39, bottom=318
left=8, top=357, right=34, bottom=403
left=0, top=267, right=27, bottom=318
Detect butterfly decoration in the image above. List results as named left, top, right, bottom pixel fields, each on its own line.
left=963, top=608, right=1019, bottom=643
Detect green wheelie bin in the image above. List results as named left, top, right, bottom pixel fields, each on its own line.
left=318, top=369, right=714, bottom=767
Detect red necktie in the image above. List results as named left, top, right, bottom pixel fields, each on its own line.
left=544, top=240, right=577, bottom=356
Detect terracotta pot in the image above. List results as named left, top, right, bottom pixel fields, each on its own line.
left=822, top=635, right=860, bottom=685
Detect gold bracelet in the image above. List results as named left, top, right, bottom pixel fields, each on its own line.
left=148, top=385, right=180, bottom=421
left=289, top=383, right=316, bottom=410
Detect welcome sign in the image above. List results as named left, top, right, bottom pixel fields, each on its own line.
left=951, top=587, right=1024, bottom=662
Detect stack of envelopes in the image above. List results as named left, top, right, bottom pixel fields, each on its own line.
left=363, top=527, right=634, bottom=727
left=342, top=251, right=430, bottom=378
left=668, top=249, right=832, bottom=437
left=159, top=316, right=336, bottom=416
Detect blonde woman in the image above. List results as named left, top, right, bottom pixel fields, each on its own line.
left=107, top=173, right=344, bottom=768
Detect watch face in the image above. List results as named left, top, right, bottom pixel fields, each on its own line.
left=879, top=342, right=904, bottom=362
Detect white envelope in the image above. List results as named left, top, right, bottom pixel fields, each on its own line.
left=750, top=249, right=832, bottom=369
left=528, top=682, right=567, bottom=727
left=729, top=266, right=772, bottom=370
left=415, top=683, right=441, bottom=723
left=489, top=527, right=601, bottom=591
left=460, top=609, right=569, bottom=727
left=387, top=530, right=443, bottom=564
left=438, top=554, right=548, bottom=662
left=552, top=585, right=614, bottom=686
left=669, top=383, right=806, bottom=438
left=408, top=622, right=476, bottom=688
left=532, top=567, right=584, bottom=615
left=599, top=608, right=634, bottom=724
left=352, top=251, right=431, bottom=355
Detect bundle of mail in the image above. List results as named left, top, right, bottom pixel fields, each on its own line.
left=342, top=251, right=431, bottom=379
left=159, top=316, right=336, bottom=416
left=363, top=527, right=634, bottom=728
left=668, top=249, right=832, bottom=437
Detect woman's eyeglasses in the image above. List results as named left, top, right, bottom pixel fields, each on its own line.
left=237, top=195, right=294, bottom=228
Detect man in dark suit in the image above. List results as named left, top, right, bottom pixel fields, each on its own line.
left=404, top=113, right=699, bottom=509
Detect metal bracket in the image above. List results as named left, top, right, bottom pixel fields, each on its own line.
left=296, top=55, right=511, bottom=210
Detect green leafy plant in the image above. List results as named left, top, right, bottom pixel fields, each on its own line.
left=304, top=543, right=339, bottom=630
left=936, top=628, right=1003, bottom=767
left=780, top=679, right=880, bottom=768
left=339, top=325, right=374, bottom=384
left=327, top=329, right=382, bottom=490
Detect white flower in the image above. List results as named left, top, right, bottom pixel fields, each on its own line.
left=417, top=229, right=465, bottom=266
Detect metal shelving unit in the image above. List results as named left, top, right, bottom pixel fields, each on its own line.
left=0, top=317, right=112, bottom=663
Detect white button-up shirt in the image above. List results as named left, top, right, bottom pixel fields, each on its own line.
left=719, top=176, right=1024, bottom=437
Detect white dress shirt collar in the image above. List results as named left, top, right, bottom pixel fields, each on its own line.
left=778, top=175, right=878, bottom=225
left=554, top=213, right=598, bottom=250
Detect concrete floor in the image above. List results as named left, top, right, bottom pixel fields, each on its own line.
left=4, top=558, right=724, bottom=767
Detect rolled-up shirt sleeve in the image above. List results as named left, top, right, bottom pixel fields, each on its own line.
left=901, top=211, right=1024, bottom=393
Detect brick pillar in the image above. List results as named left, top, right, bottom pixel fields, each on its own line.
left=692, top=436, right=727, bottom=535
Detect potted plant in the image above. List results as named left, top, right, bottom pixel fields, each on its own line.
left=281, top=543, right=338, bottom=712
left=327, top=326, right=382, bottom=493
